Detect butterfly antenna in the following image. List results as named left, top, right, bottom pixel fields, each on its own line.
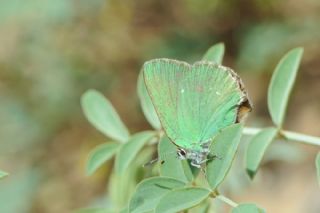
left=143, top=150, right=177, bottom=167
left=143, top=157, right=159, bottom=167
left=207, top=153, right=222, bottom=161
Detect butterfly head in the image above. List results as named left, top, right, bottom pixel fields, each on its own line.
left=177, top=142, right=211, bottom=168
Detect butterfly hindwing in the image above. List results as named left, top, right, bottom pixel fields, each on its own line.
left=143, top=59, right=247, bottom=150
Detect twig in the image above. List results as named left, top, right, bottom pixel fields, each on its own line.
left=243, top=127, right=320, bottom=146
left=216, top=195, right=238, bottom=208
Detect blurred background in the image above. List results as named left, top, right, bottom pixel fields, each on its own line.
left=0, top=0, right=319, bottom=212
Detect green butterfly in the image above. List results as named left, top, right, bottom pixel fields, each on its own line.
left=143, top=59, right=251, bottom=167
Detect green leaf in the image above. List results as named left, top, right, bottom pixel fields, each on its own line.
left=158, top=136, right=193, bottom=183
left=316, top=152, right=320, bottom=187
left=86, top=142, right=120, bottom=175
left=268, top=48, right=303, bottom=127
left=115, top=131, right=156, bottom=174
left=202, top=42, right=225, bottom=64
left=129, top=177, right=186, bottom=213
left=155, top=187, right=210, bottom=213
left=73, top=208, right=110, bottom=213
left=246, top=127, right=278, bottom=179
left=111, top=147, right=154, bottom=210
left=120, top=207, right=128, bottom=213
left=81, top=89, right=130, bottom=142
left=207, top=124, right=243, bottom=190
left=0, top=169, right=40, bottom=212
left=232, top=203, right=265, bottom=213
left=137, top=70, right=161, bottom=129
left=262, top=142, right=305, bottom=163
left=189, top=201, right=210, bottom=213
left=189, top=162, right=201, bottom=179
left=0, top=170, right=8, bottom=179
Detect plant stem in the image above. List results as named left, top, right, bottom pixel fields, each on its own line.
left=282, top=130, right=320, bottom=146
left=216, top=195, right=238, bottom=208
left=243, top=127, right=261, bottom=135
left=243, top=127, right=320, bottom=146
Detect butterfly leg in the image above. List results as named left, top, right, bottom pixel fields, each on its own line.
left=208, top=153, right=222, bottom=160
left=143, top=158, right=166, bottom=167
left=200, top=165, right=208, bottom=180
left=190, top=161, right=201, bottom=168
left=143, top=158, right=159, bottom=167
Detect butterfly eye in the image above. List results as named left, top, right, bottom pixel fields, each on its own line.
left=177, top=149, right=186, bottom=158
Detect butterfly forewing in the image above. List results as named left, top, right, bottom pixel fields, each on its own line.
left=143, top=59, right=246, bottom=151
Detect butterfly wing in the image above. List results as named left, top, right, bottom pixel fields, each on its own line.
left=143, top=59, right=249, bottom=150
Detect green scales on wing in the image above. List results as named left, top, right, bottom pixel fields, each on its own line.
left=143, top=59, right=251, bottom=166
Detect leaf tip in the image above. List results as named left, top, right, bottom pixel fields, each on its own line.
left=81, top=88, right=98, bottom=99
left=80, top=89, right=99, bottom=110
left=216, top=42, right=225, bottom=48
left=0, top=171, right=9, bottom=179
left=85, top=166, right=93, bottom=176
left=246, top=169, right=256, bottom=179
left=86, top=156, right=98, bottom=176
left=289, top=47, right=304, bottom=60
left=292, top=47, right=304, bottom=53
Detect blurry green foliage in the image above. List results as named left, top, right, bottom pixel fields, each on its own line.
left=237, top=22, right=320, bottom=73
left=0, top=96, right=43, bottom=152
left=74, top=208, right=109, bottom=213
left=232, top=203, right=265, bottom=213
left=109, top=147, right=154, bottom=212
left=115, top=131, right=156, bottom=174
left=0, top=0, right=73, bottom=24
left=0, top=170, right=40, bottom=213
left=86, top=142, right=120, bottom=176
left=245, top=128, right=277, bottom=178
left=0, top=170, right=8, bottom=179
left=202, top=43, right=225, bottom=64
left=137, top=71, right=161, bottom=130
left=316, top=153, right=320, bottom=186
